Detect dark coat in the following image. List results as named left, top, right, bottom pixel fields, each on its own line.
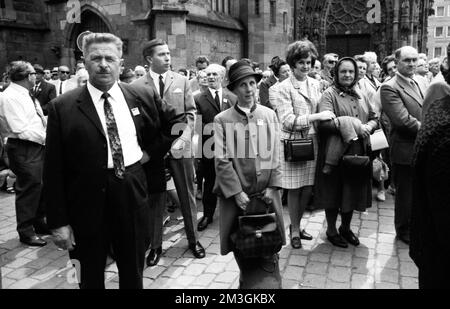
left=380, top=72, right=426, bottom=166
left=259, top=75, right=277, bottom=109
left=411, top=85, right=450, bottom=288
left=34, top=81, right=56, bottom=116
left=194, top=88, right=237, bottom=155
left=314, top=87, right=378, bottom=212
left=44, top=83, right=166, bottom=236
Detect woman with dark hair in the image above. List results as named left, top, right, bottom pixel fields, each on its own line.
left=272, top=40, right=335, bottom=249
left=410, top=45, right=450, bottom=289
left=315, top=57, right=378, bottom=248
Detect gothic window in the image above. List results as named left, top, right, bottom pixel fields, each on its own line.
left=255, top=0, right=260, bottom=16
left=270, top=0, right=276, bottom=25
left=283, top=12, right=287, bottom=32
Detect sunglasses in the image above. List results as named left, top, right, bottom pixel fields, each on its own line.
left=60, top=71, right=70, bottom=74
left=328, top=60, right=337, bottom=64
left=28, top=72, right=37, bottom=75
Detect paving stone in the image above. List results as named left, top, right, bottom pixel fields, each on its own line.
left=302, top=273, right=326, bottom=288
left=161, top=266, right=184, bottom=279
left=375, top=282, right=400, bottom=289
left=5, top=267, right=36, bottom=280
left=305, top=222, right=323, bottom=231
left=1, top=278, right=16, bottom=289
left=282, top=279, right=301, bottom=289
left=361, top=221, right=378, bottom=229
left=205, top=262, right=226, bottom=274
left=164, top=247, right=186, bottom=258
left=330, top=250, right=352, bottom=267
left=325, top=280, right=351, bottom=289
left=8, top=278, right=40, bottom=289
left=309, top=252, right=330, bottom=263
left=214, top=271, right=239, bottom=283
left=328, top=266, right=351, bottom=283
left=183, top=263, right=207, bottom=276
left=225, top=260, right=239, bottom=272
left=399, top=261, right=418, bottom=277
left=379, top=224, right=396, bottom=234
left=351, top=274, right=375, bottom=289
left=358, top=237, right=377, bottom=249
left=361, top=212, right=378, bottom=221
left=305, top=261, right=328, bottom=275
left=376, top=243, right=396, bottom=255
left=174, top=275, right=196, bottom=287
left=378, top=233, right=396, bottom=244
left=205, top=244, right=220, bottom=255
left=398, top=249, right=412, bottom=262
left=192, top=273, right=216, bottom=286
left=30, top=266, right=59, bottom=281
left=207, top=282, right=232, bottom=289
left=376, top=254, right=399, bottom=269
left=358, top=228, right=377, bottom=239
left=173, top=257, right=194, bottom=267
left=283, top=266, right=303, bottom=281
left=214, top=254, right=234, bottom=263
left=26, top=258, right=53, bottom=269
left=379, top=209, right=394, bottom=217
left=375, top=268, right=399, bottom=284
left=144, top=266, right=166, bottom=279
left=33, top=276, right=66, bottom=289
left=401, top=276, right=418, bottom=289
left=6, top=257, right=32, bottom=269
left=352, top=257, right=375, bottom=275
left=288, top=254, right=307, bottom=267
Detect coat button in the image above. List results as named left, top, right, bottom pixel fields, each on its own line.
left=249, top=115, right=253, bottom=119
left=256, top=172, right=262, bottom=176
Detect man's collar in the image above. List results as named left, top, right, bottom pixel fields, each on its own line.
left=208, top=87, right=222, bottom=94
left=150, top=69, right=168, bottom=81
left=87, top=81, right=121, bottom=104
left=396, top=71, right=415, bottom=81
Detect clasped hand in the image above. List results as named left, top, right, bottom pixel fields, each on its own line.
left=52, top=225, right=76, bottom=251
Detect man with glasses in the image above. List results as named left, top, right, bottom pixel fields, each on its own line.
left=0, top=61, right=48, bottom=246
left=320, top=53, right=338, bottom=85
left=54, top=65, right=71, bottom=96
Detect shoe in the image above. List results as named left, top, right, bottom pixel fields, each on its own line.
left=338, top=227, right=360, bottom=246
left=20, top=235, right=47, bottom=247
left=196, top=190, right=203, bottom=200
left=300, top=229, right=313, bottom=241
left=189, top=241, right=205, bottom=259
left=326, top=232, right=348, bottom=248
left=322, top=164, right=334, bottom=175
left=34, top=222, right=52, bottom=235
left=376, top=190, right=386, bottom=202
left=197, top=216, right=212, bottom=232
left=146, top=247, right=162, bottom=267
left=5, top=187, right=15, bottom=194
left=397, top=234, right=410, bottom=245
left=289, top=225, right=302, bottom=249
left=387, top=186, right=396, bottom=195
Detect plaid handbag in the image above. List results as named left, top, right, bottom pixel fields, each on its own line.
left=231, top=196, right=283, bottom=258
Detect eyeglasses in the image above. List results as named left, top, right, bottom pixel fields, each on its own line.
left=60, top=71, right=71, bottom=74
left=28, top=72, right=37, bottom=75
left=328, top=60, right=337, bottom=64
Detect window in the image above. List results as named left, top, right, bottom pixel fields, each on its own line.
left=436, top=6, right=445, bottom=16
left=435, top=26, right=444, bottom=37
left=270, top=0, right=276, bottom=25
left=283, top=12, right=287, bottom=32
left=448, top=26, right=450, bottom=37
left=435, top=47, right=442, bottom=58
left=255, top=0, right=260, bottom=16
left=216, top=0, right=220, bottom=11
left=210, top=0, right=214, bottom=10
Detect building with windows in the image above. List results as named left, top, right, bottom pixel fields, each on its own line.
left=427, top=0, right=450, bottom=59
left=0, top=0, right=431, bottom=73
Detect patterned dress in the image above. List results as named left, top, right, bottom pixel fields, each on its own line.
left=271, top=76, right=323, bottom=189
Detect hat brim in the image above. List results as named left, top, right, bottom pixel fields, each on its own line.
left=227, top=72, right=262, bottom=91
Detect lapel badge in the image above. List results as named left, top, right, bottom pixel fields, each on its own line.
left=131, top=107, right=140, bottom=116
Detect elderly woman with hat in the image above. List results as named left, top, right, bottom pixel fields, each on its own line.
left=213, top=60, right=286, bottom=289
left=315, top=57, right=378, bottom=248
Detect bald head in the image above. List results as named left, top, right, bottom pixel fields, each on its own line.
left=395, top=46, right=418, bottom=78
left=205, top=63, right=225, bottom=90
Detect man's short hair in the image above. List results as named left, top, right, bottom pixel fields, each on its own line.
left=142, top=38, right=167, bottom=59
left=195, top=56, right=210, bottom=67
left=394, top=46, right=418, bottom=62
left=82, top=33, right=123, bottom=58
left=204, top=63, right=226, bottom=78
left=428, top=57, right=441, bottom=66
left=323, top=53, right=339, bottom=62
left=33, top=64, right=45, bottom=75
left=8, top=61, right=33, bottom=82
left=363, top=51, right=378, bottom=63
left=221, top=56, right=235, bottom=68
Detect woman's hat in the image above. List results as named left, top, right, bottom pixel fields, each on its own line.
left=227, top=60, right=262, bottom=91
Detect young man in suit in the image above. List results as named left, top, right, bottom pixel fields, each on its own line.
left=133, top=39, right=205, bottom=267
left=32, top=64, right=56, bottom=116
left=194, top=64, right=237, bottom=231
left=380, top=46, right=426, bottom=245
left=44, top=33, right=167, bottom=289
left=258, top=56, right=280, bottom=109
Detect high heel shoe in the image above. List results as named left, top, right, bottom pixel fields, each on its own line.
left=289, top=225, right=302, bottom=249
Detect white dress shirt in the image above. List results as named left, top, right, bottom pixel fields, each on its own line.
left=87, top=82, right=143, bottom=168
left=208, top=87, right=223, bottom=109
left=0, top=82, right=46, bottom=145
left=149, top=69, right=168, bottom=97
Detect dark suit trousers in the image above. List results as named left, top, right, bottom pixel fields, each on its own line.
left=393, top=164, right=413, bottom=237
left=148, top=192, right=166, bottom=249
left=169, top=158, right=198, bottom=244
left=6, top=139, right=45, bottom=237
left=69, top=163, right=149, bottom=289
left=201, top=158, right=217, bottom=219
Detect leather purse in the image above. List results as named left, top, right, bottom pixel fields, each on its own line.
left=231, top=197, right=282, bottom=258
left=283, top=116, right=314, bottom=162
left=342, top=154, right=370, bottom=171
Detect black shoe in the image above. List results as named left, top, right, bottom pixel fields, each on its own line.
left=189, top=241, right=205, bottom=259
left=197, top=216, right=212, bottom=232
left=326, top=232, right=348, bottom=248
left=300, top=229, right=313, bottom=241
left=289, top=225, right=302, bottom=249
left=397, top=234, right=410, bottom=245
left=146, top=247, right=162, bottom=267
left=338, top=227, right=360, bottom=246
left=20, top=235, right=47, bottom=247
left=34, top=222, right=52, bottom=235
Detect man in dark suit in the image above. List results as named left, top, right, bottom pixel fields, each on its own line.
left=32, top=64, right=56, bottom=116
left=133, top=38, right=205, bottom=267
left=380, top=46, right=426, bottom=245
left=258, top=56, right=279, bottom=109
left=194, top=64, right=237, bottom=231
left=44, top=33, right=165, bottom=289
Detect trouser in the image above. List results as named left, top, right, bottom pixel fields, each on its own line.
left=393, top=164, right=413, bottom=237
left=69, top=163, right=148, bottom=289
left=6, top=139, right=45, bottom=237
left=148, top=192, right=166, bottom=249
left=169, top=158, right=198, bottom=244
left=201, top=158, right=217, bottom=219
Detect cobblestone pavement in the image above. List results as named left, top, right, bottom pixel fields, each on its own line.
left=0, top=189, right=418, bottom=289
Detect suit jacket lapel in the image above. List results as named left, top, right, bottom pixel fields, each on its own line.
left=164, top=71, right=175, bottom=95
left=145, top=73, right=158, bottom=94
left=77, top=86, right=106, bottom=138
left=204, top=90, right=220, bottom=113
left=397, top=74, right=423, bottom=106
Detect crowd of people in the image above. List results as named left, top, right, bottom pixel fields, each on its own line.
left=0, top=32, right=449, bottom=289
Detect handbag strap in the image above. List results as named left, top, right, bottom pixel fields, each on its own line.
left=244, top=192, right=271, bottom=215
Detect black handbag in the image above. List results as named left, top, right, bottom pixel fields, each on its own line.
left=283, top=116, right=314, bottom=162
left=231, top=197, right=283, bottom=258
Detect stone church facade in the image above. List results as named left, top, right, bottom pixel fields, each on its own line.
left=0, top=0, right=431, bottom=73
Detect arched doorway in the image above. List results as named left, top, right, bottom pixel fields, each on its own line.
left=70, top=10, right=111, bottom=61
